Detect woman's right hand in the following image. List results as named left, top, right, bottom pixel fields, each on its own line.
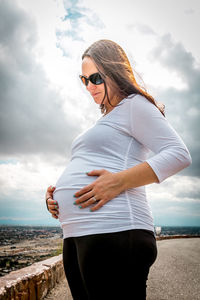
left=45, top=186, right=59, bottom=219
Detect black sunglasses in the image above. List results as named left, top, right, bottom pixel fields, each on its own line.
left=79, top=73, right=104, bottom=86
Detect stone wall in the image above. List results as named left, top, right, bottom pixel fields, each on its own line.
left=0, top=254, right=65, bottom=300
left=156, top=234, right=200, bottom=240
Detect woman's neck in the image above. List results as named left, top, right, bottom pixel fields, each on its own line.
left=104, top=95, right=124, bottom=115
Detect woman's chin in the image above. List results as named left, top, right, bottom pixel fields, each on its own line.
left=92, top=95, right=103, bottom=105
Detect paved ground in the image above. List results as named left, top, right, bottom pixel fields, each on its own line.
left=147, top=238, right=200, bottom=300
left=44, top=238, right=200, bottom=300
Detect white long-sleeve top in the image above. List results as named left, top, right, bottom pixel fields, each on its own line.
left=53, top=94, right=192, bottom=239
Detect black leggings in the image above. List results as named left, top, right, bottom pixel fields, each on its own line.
left=63, top=229, right=157, bottom=300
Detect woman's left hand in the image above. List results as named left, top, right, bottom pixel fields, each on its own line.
left=73, top=169, right=124, bottom=211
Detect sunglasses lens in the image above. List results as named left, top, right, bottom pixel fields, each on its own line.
left=80, top=76, right=88, bottom=86
left=90, top=73, right=104, bottom=85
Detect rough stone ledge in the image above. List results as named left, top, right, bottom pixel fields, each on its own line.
left=156, top=234, right=200, bottom=241
left=0, top=254, right=65, bottom=300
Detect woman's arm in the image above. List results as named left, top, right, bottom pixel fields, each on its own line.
left=129, top=95, right=192, bottom=183
left=74, top=96, right=192, bottom=211
left=116, top=161, right=159, bottom=191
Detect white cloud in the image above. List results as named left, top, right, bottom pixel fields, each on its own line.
left=148, top=175, right=200, bottom=204
left=147, top=175, right=200, bottom=226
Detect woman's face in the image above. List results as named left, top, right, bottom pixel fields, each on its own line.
left=81, top=56, right=110, bottom=105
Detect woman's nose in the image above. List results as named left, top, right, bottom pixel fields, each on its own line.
left=86, top=81, right=96, bottom=91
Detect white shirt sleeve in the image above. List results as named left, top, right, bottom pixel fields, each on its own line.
left=130, top=95, right=192, bottom=183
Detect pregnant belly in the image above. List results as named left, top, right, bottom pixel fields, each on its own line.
left=53, top=187, right=92, bottom=224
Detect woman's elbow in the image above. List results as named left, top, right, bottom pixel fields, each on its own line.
left=171, top=147, right=192, bottom=172
left=184, top=152, right=192, bottom=168
left=180, top=150, right=192, bottom=169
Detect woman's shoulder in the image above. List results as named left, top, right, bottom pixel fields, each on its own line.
left=123, top=93, right=153, bottom=110
left=123, top=93, right=164, bottom=119
left=124, top=93, right=148, bottom=103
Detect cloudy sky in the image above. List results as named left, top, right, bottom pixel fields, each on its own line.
left=0, top=0, right=199, bottom=227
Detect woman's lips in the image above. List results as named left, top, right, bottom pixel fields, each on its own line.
left=91, top=92, right=100, bottom=97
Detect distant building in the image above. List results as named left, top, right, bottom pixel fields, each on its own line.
left=155, top=226, right=162, bottom=236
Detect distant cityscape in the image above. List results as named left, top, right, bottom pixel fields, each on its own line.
left=0, top=225, right=62, bottom=246
left=0, top=225, right=200, bottom=277
left=155, top=226, right=200, bottom=236
left=0, top=226, right=63, bottom=277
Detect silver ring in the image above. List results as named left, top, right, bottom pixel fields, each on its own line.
left=92, top=196, right=98, bottom=203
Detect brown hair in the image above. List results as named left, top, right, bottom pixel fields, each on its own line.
left=82, top=39, right=165, bottom=116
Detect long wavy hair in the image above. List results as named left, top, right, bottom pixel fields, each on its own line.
left=82, top=39, right=165, bottom=116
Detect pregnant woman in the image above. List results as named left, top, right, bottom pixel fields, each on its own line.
left=45, top=39, right=192, bottom=300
